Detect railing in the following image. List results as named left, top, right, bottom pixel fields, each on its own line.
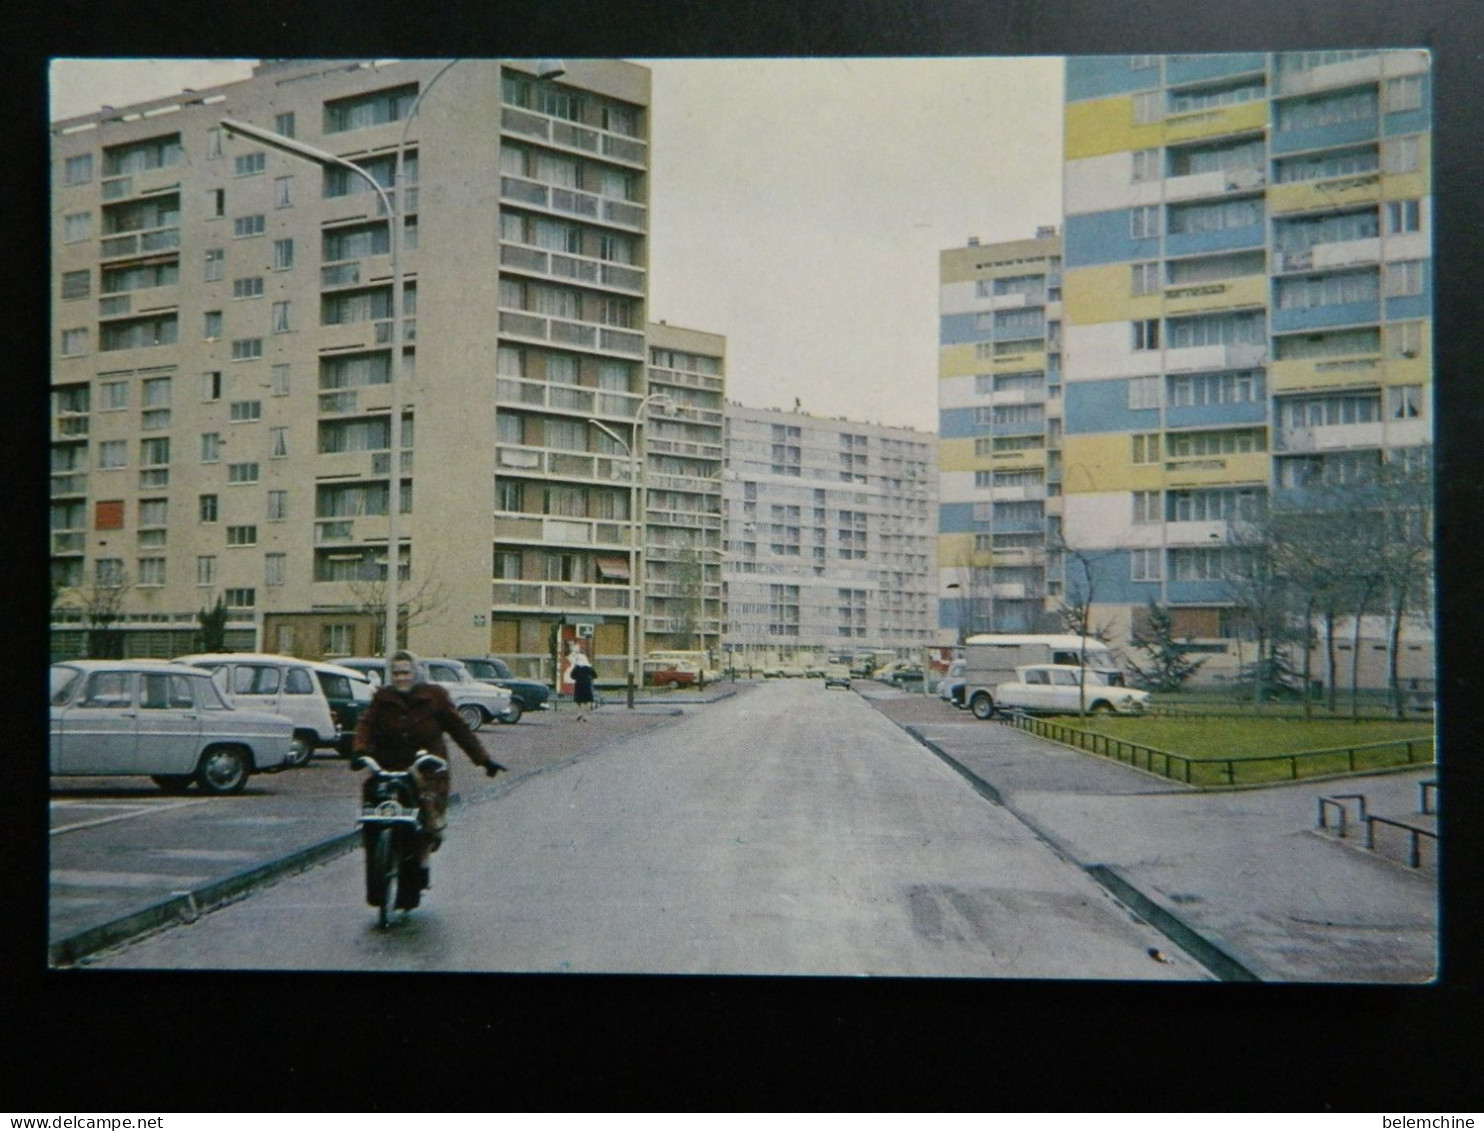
left=997, top=712, right=1435, bottom=787
left=491, top=579, right=632, bottom=611
left=499, top=242, right=646, bottom=294
left=1317, top=793, right=1368, bottom=837
left=1366, top=815, right=1437, bottom=869
left=100, top=226, right=180, bottom=259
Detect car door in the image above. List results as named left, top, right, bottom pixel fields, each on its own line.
left=228, top=662, right=283, bottom=718
left=136, top=670, right=205, bottom=774
left=55, top=669, right=139, bottom=775
left=282, top=664, right=334, bottom=741
left=1049, top=668, right=1084, bottom=712
left=1018, top=668, right=1054, bottom=712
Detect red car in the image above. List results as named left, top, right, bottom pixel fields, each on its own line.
left=643, top=665, right=696, bottom=689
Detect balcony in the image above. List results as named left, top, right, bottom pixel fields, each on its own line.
left=1271, top=353, right=1383, bottom=391
left=1274, top=420, right=1386, bottom=453
left=99, top=225, right=180, bottom=260
left=1164, top=341, right=1266, bottom=373
left=51, top=531, right=85, bottom=554
left=492, top=579, right=632, bottom=613
left=1165, top=519, right=1228, bottom=545
left=1164, top=166, right=1266, bottom=203
left=53, top=415, right=90, bottom=440
left=1268, top=173, right=1382, bottom=216
left=499, top=174, right=647, bottom=233
left=497, top=310, right=645, bottom=360
left=501, top=106, right=649, bottom=170
left=648, top=436, right=723, bottom=460
left=493, top=513, right=628, bottom=549
left=496, top=442, right=632, bottom=485
left=499, top=242, right=646, bottom=295
left=494, top=375, right=646, bottom=419
left=648, top=367, right=724, bottom=395
left=50, top=472, right=88, bottom=496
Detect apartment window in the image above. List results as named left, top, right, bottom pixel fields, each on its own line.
left=1166, top=311, right=1264, bottom=349
left=232, top=338, right=264, bottom=361
left=95, top=559, right=126, bottom=588
left=264, top=489, right=288, bottom=522
left=1131, top=147, right=1161, bottom=182
left=234, top=215, right=266, bottom=239
left=1386, top=199, right=1422, bottom=234
left=1382, top=135, right=1421, bottom=174
left=1385, top=75, right=1423, bottom=113
left=261, top=553, right=287, bottom=587
left=207, top=188, right=226, bottom=217
left=234, top=152, right=266, bottom=177
left=225, top=588, right=255, bottom=609
left=322, top=624, right=355, bottom=655
left=1274, top=145, right=1379, bottom=184
left=1278, top=87, right=1378, bottom=133
left=272, top=301, right=292, bottom=333
left=1275, top=270, right=1379, bottom=310
left=136, top=557, right=167, bottom=587
left=230, top=400, right=261, bottom=422
left=270, top=427, right=289, bottom=458
left=1389, top=385, right=1423, bottom=419
left=64, top=212, right=92, bottom=243
left=1132, top=90, right=1162, bottom=125
left=1166, top=428, right=1267, bottom=456
left=61, top=328, right=89, bottom=356
left=197, top=555, right=217, bottom=585
left=64, top=153, right=94, bottom=185
left=1132, top=490, right=1161, bottom=524
left=1131, top=262, right=1161, bottom=296
left=1132, top=319, right=1160, bottom=351
left=226, top=525, right=257, bottom=546
left=1168, top=487, right=1261, bottom=522
left=273, top=238, right=295, bottom=270
left=1130, top=549, right=1162, bottom=581
left=205, top=248, right=225, bottom=281
left=271, top=364, right=291, bottom=395
left=1130, top=205, right=1160, bottom=239
left=228, top=462, right=259, bottom=484
left=274, top=112, right=296, bottom=138
left=1168, top=196, right=1263, bottom=234
left=202, top=371, right=223, bottom=401
left=1388, top=321, right=1424, bottom=359
left=324, top=84, right=417, bottom=133
left=204, top=311, right=223, bottom=339
left=61, top=270, right=91, bottom=300
left=1132, top=433, right=1161, bottom=464
left=273, top=176, right=294, bottom=208
left=1128, top=376, right=1160, bottom=409
left=140, top=437, right=169, bottom=467
left=199, top=494, right=218, bottom=523
left=233, top=276, right=264, bottom=299
left=1169, top=370, right=1264, bottom=406
left=100, top=380, right=128, bottom=411
left=1384, top=261, right=1425, bottom=297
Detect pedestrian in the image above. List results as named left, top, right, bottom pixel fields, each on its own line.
left=568, top=645, right=596, bottom=721
left=352, top=651, right=506, bottom=886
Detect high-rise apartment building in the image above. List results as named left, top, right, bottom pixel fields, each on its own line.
left=1060, top=52, right=1433, bottom=677
left=51, top=59, right=670, bottom=681
left=722, top=403, right=937, bottom=667
left=936, top=228, right=1065, bottom=641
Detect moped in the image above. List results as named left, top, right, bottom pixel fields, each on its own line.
left=353, top=750, right=446, bottom=928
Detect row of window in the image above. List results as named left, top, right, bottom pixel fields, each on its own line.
left=1128, top=74, right=1422, bottom=127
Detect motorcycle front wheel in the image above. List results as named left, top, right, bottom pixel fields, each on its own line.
left=371, top=826, right=401, bottom=929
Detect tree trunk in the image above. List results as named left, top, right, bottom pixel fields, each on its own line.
left=1388, top=589, right=1406, bottom=720
left=1302, top=598, right=1316, bottom=722
left=1324, top=607, right=1338, bottom=713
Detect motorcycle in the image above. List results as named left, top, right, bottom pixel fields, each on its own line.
left=353, top=750, right=446, bottom=928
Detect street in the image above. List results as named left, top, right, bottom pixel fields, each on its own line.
left=75, top=681, right=1198, bottom=978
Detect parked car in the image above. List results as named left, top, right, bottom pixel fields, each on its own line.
left=823, top=667, right=853, bottom=690
left=50, top=660, right=295, bottom=794
left=992, top=664, right=1151, bottom=718
left=644, top=664, right=697, bottom=689
left=454, top=656, right=552, bottom=723
left=336, top=656, right=513, bottom=730
left=762, top=665, right=806, bottom=679
left=887, top=667, right=925, bottom=686
left=939, top=660, right=967, bottom=707
left=175, top=652, right=341, bottom=766
left=309, top=661, right=376, bottom=754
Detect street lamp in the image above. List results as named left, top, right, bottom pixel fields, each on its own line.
left=589, top=392, right=671, bottom=707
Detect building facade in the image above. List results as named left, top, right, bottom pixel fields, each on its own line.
left=936, top=228, right=1065, bottom=641
left=51, top=59, right=663, bottom=682
left=722, top=403, right=937, bottom=669
left=1060, top=51, right=1433, bottom=679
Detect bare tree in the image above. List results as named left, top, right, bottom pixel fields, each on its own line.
left=1049, top=533, right=1118, bottom=717
left=58, top=566, right=131, bottom=658
left=345, top=552, right=448, bottom=654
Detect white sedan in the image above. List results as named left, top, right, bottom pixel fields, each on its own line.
left=993, top=664, right=1150, bottom=717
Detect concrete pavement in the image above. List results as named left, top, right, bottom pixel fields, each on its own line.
left=866, top=687, right=1439, bottom=983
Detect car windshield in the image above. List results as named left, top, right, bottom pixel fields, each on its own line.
left=193, top=674, right=230, bottom=709
left=50, top=665, right=82, bottom=705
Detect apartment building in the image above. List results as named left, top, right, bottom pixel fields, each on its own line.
left=51, top=59, right=661, bottom=680
left=1059, top=51, right=1433, bottom=679
left=936, top=228, right=1065, bottom=641
left=722, top=403, right=937, bottom=668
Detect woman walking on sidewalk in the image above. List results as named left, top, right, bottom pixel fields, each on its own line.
left=568, top=645, right=596, bottom=721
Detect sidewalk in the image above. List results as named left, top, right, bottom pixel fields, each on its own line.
left=869, top=690, right=1439, bottom=983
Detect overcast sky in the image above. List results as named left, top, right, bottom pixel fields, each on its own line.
left=50, top=57, right=1065, bottom=432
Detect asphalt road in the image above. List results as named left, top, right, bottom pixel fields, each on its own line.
left=79, top=679, right=1199, bottom=978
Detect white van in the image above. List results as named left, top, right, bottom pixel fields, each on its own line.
left=960, top=634, right=1124, bottom=721
left=175, top=653, right=341, bottom=766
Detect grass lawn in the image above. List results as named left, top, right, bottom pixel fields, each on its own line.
left=1032, top=715, right=1435, bottom=786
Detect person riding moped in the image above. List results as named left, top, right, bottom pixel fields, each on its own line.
left=352, top=650, right=506, bottom=890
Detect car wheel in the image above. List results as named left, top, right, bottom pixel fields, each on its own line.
left=497, top=700, right=523, bottom=725
left=151, top=774, right=194, bottom=794
left=287, top=731, right=315, bottom=768
left=1090, top=701, right=1114, bottom=717
left=970, top=693, right=996, bottom=721
left=457, top=704, right=485, bottom=731
left=669, top=679, right=686, bottom=690
left=196, top=745, right=249, bottom=795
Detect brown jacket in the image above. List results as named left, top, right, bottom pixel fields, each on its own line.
left=352, top=681, right=491, bottom=772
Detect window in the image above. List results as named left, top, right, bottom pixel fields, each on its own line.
left=233, top=276, right=264, bottom=299
left=1165, top=428, right=1267, bottom=457
left=205, top=248, right=225, bottom=281
left=1167, top=488, right=1262, bottom=522
left=64, top=212, right=92, bottom=243
left=234, top=215, right=266, bottom=239
left=200, top=432, right=222, bottom=462
left=274, top=112, right=296, bottom=138
left=324, top=84, right=417, bottom=133
left=1131, top=262, right=1161, bottom=296
left=322, top=624, right=355, bottom=655
left=1168, top=79, right=1265, bottom=115
left=1130, top=205, right=1160, bottom=239
left=140, top=437, right=170, bottom=467
left=199, top=494, right=218, bottom=523
left=1388, top=321, right=1424, bottom=359
left=61, top=270, right=91, bottom=300
left=225, top=588, right=255, bottom=609
left=1165, top=311, right=1264, bottom=348
left=1385, top=74, right=1423, bottom=113
left=1133, top=319, right=1160, bottom=351
left=1168, top=196, right=1263, bottom=234
left=1383, top=135, right=1420, bottom=174
left=61, top=328, right=89, bottom=356
left=266, top=490, right=288, bottom=521
left=1389, top=385, right=1423, bottom=419
left=207, top=188, right=226, bottom=217
left=274, top=176, right=294, bottom=208
left=270, top=427, right=288, bottom=458
left=1128, top=376, right=1160, bottom=409
left=273, top=238, right=295, bottom=270
left=1384, top=261, right=1424, bottom=297
left=234, top=152, right=266, bottom=177
left=232, top=338, right=263, bottom=361
left=1277, top=87, right=1378, bottom=133
left=204, top=311, right=223, bottom=339
left=271, top=364, right=291, bottom=395
left=100, top=380, right=128, bottom=410
left=228, top=462, right=259, bottom=484
left=64, top=153, right=93, bottom=185
left=230, top=400, right=261, bottom=422
left=137, top=557, right=167, bottom=586
left=1130, top=549, right=1162, bottom=581
left=226, top=525, right=257, bottom=546
left=1131, top=147, right=1161, bottom=182
left=104, top=133, right=182, bottom=175
left=1274, top=145, right=1379, bottom=184
left=272, top=301, right=292, bottom=333
left=496, top=480, right=524, bottom=512
left=202, top=371, right=222, bottom=401
left=197, top=555, right=217, bottom=585
left=1132, top=433, right=1160, bottom=464
left=1386, top=199, right=1422, bottom=234
left=1274, top=270, right=1379, bottom=310
left=1132, top=490, right=1161, bottom=523
left=265, top=553, right=286, bottom=586
left=1168, top=370, right=1264, bottom=406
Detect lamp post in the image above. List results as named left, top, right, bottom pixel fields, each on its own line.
left=223, top=60, right=565, bottom=666
left=589, top=392, right=671, bottom=707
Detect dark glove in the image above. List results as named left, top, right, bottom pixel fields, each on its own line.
left=484, top=759, right=508, bottom=778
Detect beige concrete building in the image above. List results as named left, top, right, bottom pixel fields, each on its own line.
left=50, top=59, right=670, bottom=682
